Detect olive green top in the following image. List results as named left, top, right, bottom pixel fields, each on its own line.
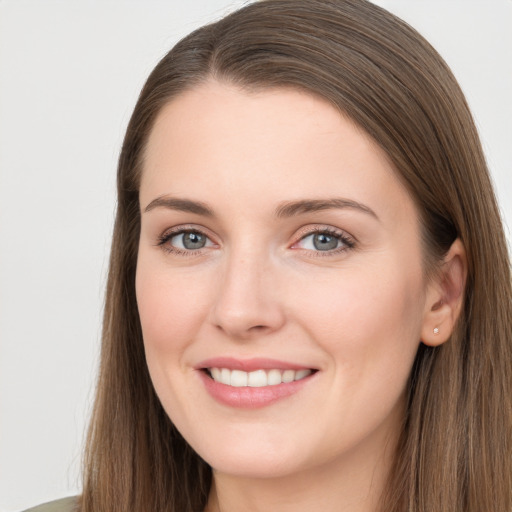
left=23, top=497, right=77, bottom=512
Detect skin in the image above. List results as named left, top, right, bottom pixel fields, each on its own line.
left=136, top=81, right=465, bottom=512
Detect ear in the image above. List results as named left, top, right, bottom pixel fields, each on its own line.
left=421, top=238, right=467, bottom=347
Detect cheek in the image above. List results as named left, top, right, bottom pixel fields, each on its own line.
left=289, top=263, right=425, bottom=447
left=135, top=261, right=212, bottom=423
left=292, top=260, right=425, bottom=377
left=135, top=261, right=210, bottom=356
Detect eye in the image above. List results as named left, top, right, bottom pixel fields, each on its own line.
left=157, top=228, right=215, bottom=254
left=293, top=228, right=355, bottom=254
left=172, top=231, right=209, bottom=250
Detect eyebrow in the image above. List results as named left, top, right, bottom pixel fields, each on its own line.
left=144, top=196, right=214, bottom=216
left=143, top=195, right=378, bottom=221
left=275, top=198, right=379, bottom=220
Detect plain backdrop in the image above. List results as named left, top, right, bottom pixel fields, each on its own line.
left=0, top=1, right=510, bottom=511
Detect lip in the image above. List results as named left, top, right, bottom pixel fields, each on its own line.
left=195, top=357, right=314, bottom=372
left=195, top=357, right=318, bottom=409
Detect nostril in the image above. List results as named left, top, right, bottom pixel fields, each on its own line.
left=246, top=325, right=273, bottom=335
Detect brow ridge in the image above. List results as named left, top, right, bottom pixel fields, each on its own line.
left=144, top=195, right=377, bottom=220
left=275, top=198, right=378, bottom=219
left=144, top=196, right=214, bottom=216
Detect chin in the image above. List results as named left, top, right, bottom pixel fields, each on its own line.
left=209, top=455, right=304, bottom=479
left=191, top=436, right=311, bottom=479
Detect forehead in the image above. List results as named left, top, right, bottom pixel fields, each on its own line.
left=140, top=80, right=416, bottom=228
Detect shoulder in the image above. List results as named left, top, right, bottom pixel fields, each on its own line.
left=22, top=497, right=78, bottom=512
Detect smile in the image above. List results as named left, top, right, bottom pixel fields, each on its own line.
left=197, top=357, right=318, bottom=408
left=207, top=368, right=313, bottom=387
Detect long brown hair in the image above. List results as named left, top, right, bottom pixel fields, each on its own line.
left=81, top=1, right=512, bottom=511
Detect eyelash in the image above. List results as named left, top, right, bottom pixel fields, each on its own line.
left=293, top=226, right=355, bottom=257
left=156, top=227, right=214, bottom=257
left=156, top=225, right=356, bottom=257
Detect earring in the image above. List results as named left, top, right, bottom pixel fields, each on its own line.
left=433, top=327, right=440, bottom=335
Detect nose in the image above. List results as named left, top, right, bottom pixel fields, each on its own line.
left=210, top=250, right=286, bottom=340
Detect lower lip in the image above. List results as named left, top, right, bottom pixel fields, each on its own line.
left=198, top=370, right=315, bottom=409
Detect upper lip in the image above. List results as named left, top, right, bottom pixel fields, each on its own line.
left=195, top=357, right=316, bottom=372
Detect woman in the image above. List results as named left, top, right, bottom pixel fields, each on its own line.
left=27, top=0, right=512, bottom=511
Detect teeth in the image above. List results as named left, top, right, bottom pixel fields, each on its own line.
left=282, top=369, right=295, bottom=383
left=211, top=367, right=221, bottom=381
left=220, top=368, right=230, bottom=384
left=230, top=370, right=247, bottom=387
left=247, top=369, right=267, bottom=387
left=294, top=369, right=311, bottom=381
left=267, top=369, right=282, bottom=386
left=208, top=368, right=313, bottom=387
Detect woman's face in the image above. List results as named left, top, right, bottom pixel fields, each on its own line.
left=136, top=81, right=433, bottom=479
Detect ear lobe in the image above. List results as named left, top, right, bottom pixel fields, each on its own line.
left=421, top=238, right=467, bottom=347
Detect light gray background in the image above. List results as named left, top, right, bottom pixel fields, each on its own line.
left=1, top=1, right=510, bottom=511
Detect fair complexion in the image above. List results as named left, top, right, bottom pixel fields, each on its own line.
left=136, top=81, right=465, bottom=512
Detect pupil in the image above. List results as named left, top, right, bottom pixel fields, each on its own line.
left=313, top=233, right=338, bottom=251
left=183, top=232, right=206, bottom=249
